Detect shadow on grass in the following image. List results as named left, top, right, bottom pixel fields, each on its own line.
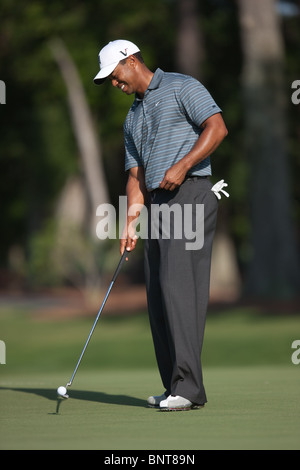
left=0, top=386, right=146, bottom=413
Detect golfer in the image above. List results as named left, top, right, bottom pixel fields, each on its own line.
left=94, top=40, right=228, bottom=411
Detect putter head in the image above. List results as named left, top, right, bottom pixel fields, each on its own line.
left=62, top=383, right=70, bottom=398
left=57, top=385, right=69, bottom=399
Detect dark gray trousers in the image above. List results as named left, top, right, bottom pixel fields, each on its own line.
left=144, top=177, right=218, bottom=405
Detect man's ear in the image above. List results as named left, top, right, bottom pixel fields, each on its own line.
left=127, top=54, right=138, bottom=69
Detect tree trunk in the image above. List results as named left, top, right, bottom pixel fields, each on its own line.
left=238, top=0, right=299, bottom=298
left=49, top=37, right=109, bottom=239
left=176, top=0, right=205, bottom=80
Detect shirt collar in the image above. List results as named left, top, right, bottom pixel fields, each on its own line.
left=147, top=68, right=164, bottom=90
left=135, top=68, right=164, bottom=101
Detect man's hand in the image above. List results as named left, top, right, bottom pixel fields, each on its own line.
left=120, top=216, right=139, bottom=255
left=159, top=160, right=187, bottom=191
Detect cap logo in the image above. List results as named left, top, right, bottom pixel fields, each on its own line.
left=119, top=48, right=128, bottom=57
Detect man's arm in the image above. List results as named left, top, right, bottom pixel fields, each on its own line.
left=159, top=113, right=228, bottom=191
left=120, top=166, right=147, bottom=254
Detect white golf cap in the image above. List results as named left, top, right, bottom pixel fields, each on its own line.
left=94, top=39, right=140, bottom=85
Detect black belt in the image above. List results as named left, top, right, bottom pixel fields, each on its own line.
left=184, top=175, right=208, bottom=181
left=150, top=175, right=208, bottom=195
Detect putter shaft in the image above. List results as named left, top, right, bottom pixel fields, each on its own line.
left=66, top=249, right=128, bottom=388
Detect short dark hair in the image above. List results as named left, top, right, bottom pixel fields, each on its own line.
left=133, top=51, right=144, bottom=64
left=119, top=51, right=144, bottom=66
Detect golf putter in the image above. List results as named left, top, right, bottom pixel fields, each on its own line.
left=57, top=249, right=129, bottom=399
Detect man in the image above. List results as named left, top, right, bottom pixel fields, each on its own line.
left=94, top=39, right=228, bottom=411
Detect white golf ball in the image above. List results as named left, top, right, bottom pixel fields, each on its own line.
left=57, top=386, right=67, bottom=396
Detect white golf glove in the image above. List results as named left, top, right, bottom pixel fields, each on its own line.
left=211, top=179, right=229, bottom=200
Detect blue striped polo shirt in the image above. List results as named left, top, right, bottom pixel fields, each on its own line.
left=124, top=68, right=222, bottom=191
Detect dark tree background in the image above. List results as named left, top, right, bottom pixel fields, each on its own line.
left=0, top=0, right=299, bottom=300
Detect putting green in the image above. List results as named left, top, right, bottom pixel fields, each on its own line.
left=0, top=308, right=299, bottom=449
left=0, top=366, right=299, bottom=450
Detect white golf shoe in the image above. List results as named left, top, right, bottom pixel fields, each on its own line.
left=159, top=394, right=204, bottom=411
left=147, top=392, right=168, bottom=408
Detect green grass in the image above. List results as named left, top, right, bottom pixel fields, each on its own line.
left=0, top=307, right=300, bottom=450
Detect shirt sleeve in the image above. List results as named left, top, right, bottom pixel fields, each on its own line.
left=124, top=124, right=143, bottom=171
left=179, top=77, right=222, bottom=127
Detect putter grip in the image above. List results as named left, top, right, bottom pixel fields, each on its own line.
left=112, top=249, right=129, bottom=283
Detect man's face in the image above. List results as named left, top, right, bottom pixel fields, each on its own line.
left=108, top=58, right=137, bottom=95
